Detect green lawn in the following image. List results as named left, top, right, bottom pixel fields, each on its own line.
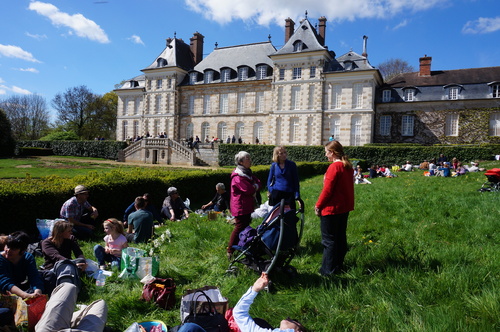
left=43, top=162, right=499, bottom=332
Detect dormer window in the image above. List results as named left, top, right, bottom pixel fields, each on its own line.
left=238, top=67, right=248, bottom=81
left=344, top=61, right=357, bottom=71
left=444, top=84, right=462, bottom=100
left=189, top=72, right=198, bottom=85
left=382, top=90, right=392, bottom=102
left=257, top=65, right=267, bottom=80
left=403, top=88, right=415, bottom=102
left=493, top=84, right=500, bottom=98
left=204, top=70, right=214, bottom=84
left=156, top=58, right=167, bottom=67
left=293, top=40, right=308, bottom=52
left=221, top=68, right=231, bottom=82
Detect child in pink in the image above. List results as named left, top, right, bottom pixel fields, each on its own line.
left=93, top=218, right=128, bottom=269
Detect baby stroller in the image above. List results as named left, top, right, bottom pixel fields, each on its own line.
left=479, top=168, right=500, bottom=192
left=227, top=198, right=305, bottom=277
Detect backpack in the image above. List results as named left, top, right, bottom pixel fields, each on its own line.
left=52, top=259, right=82, bottom=292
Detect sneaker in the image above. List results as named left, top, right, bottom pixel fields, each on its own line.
left=99, top=265, right=107, bottom=270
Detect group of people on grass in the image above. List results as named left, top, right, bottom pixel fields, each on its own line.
left=1, top=141, right=360, bottom=332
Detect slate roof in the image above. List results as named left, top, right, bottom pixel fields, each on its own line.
left=273, top=18, right=326, bottom=55
left=192, top=42, right=276, bottom=73
left=143, top=38, right=195, bottom=72
left=331, top=50, right=375, bottom=72
left=386, top=67, right=500, bottom=88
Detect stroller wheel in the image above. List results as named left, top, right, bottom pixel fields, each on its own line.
left=225, top=265, right=239, bottom=276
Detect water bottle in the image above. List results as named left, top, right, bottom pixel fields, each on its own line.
left=96, top=270, right=105, bottom=287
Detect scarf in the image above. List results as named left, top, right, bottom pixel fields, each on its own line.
left=235, top=165, right=253, bottom=180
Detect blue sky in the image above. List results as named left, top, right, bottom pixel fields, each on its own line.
left=1, top=0, right=499, bottom=120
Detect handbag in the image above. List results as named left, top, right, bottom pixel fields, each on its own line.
left=120, top=247, right=160, bottom=279
left=180, top=286, right=228, bottom=322
left=0, top=294, right=47, bottom=332
left=182, top=289, right=229, bottom=332
left=141, top=278, right=176, bottom=310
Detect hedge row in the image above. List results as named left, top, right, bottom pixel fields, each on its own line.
left=218, top=144, right=500, bottom=167
left=15, top=140, right=128, bottom=160
left=0, top=163, right=330, bottom=236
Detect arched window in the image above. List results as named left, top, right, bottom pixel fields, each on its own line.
left=253, top=122, right=263, bottom=143
left=186, top=123, right=193, bottom=139
left=217, top=122, right=227, bottom=140
left=350, top=115, right=362, bottom=146
left=201, top=122, right=210, bottom=141
left=236, top=122, right=245, bottom=141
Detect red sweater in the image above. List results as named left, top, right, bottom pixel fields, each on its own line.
left=315, top=161, right=355, bottom=216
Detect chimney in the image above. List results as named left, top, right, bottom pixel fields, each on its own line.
left=190, top=32, right=204, bottom=66
left=419, top=55, right=432, bottom=77
left=318, top=16, right=327, bottom=46
left=362, top=35, right=368, bottom=58
left=284, top=18, right=295, bottom=44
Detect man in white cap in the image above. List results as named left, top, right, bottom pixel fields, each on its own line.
left=60, top=185, right=99, bottom=239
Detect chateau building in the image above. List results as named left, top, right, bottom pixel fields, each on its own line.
left=114, top=15, right=382, bottom=148
left=375, top=56, right=500, bottom=144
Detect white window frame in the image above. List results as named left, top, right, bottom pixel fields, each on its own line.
left=219, top=94, right=229, bottom=114
left=350, top=115, right=362, bottom=146
left=221, top=69, right=231, bottom=82
left=489, top=112, right=500, bottom=136
left=354, top=83, right=363, bottom=109
left=449, top=87, right=459, bottom=100
left=123, top=98, right=128, bottom=115
left=279, top=69, right=285, bottom=80
left=310, top=66, right=316, bottom=78
left=122, top=121, right=128, bottom=140
left=445, top=114, right=459, bottom=136
left=382, top=90, right=391, bottom=102
left=155, top=95, right=162, bottom=114
left=157, top=79, right=162, bottom=89
left=154, top=119, right=160, bottom=136
left=188, top=95, right=195, bottom=115
left=236, top=122, right=245, bottom=139
left=218, top=122, right=227, bottom=140
left=257, top=65, right=267, bottom=80
left=201, top=122, right=210, bottom=141
left=203, top=95, right=211, bottom=114
left=331, top=116, right=340, bottom=139
left=134, top=98, right=141, bottom=115
left=238, top=67, right=248, bottom=81
left=292, top=67, right=302, bottom=80
left=308, top=85, right=315, bottom=109
left=402, top=115, right=414, bottom=136
left=289, top=118, right=299, bottom=143
left=380, top=115, right=391, bottom=136
left=331, top=85, right=342, bottom=109
left=405, top=89, right=414, bottom=102
left=190, top=72, right=197, bottom=85
left=237, top=93, right=245, bottom=114
left=255, top=92, right=264, bottom=113
left=186, top=123, right=193, bottom=140
left=493, top=84, right=500, bottom=98
left=204, top=70, right=214, bottom=84
left=254, top=122, right=263, bottom=143
left=277, top=87, right=283, bottom=111
left=291, top=86, right=301, bottom=110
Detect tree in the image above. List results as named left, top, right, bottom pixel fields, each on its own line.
left=377, top=58, right=415, bottom=82
left=0, top=94, right=50, bottom=140
left=52, top=86, right=117, bottom=140
left=0, top=108, right=15, bottom=156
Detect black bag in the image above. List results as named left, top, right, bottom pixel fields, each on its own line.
left=183, top=290, right=229, bottom=332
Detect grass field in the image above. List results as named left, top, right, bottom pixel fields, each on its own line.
left=3, top=157, right=498, bottom=331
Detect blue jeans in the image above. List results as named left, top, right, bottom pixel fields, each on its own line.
left=320, top=212, right=349, bottom=275
left=93, top=245, right=120, bottom=266
left=178, top=323, right=206, bottom=332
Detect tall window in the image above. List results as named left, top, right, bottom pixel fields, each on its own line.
left=237, top=93, right=245, bottom=113
left=354, top=83, right=363, bottom=108
left=238, top=67, right=248, bottom=81
left=332, top=85, right=342, bottom=109
left=380, top=115, right=391, bottom=136
left=217, top=122, right=227, bottom=140
left=123, top=98, right=128, bottom=115
left=449, top=87, right=459, bottom=100
left=133, top=120, right=139, bottom=138
left=277, top=87, right=283, bottom=111
left=155, top=95, right=162, bottom=114
left=257, top=65, right=267, bottom=80
left=255, top=92, right=264, bottom=113
left=190, top=72, right=197, bottom=85
left=204, top=70, right=213, bottom=84
left=186, top=123, right=193, bottom=139
left=201, top=122, right=210, bottom=141
left=308, top=85, right=315, bottom=109
left=445, top=114, right=459, bottom=136
left=254, top=122, right=263, bottom=143
left=402, top=115, right=414, bottom=136
left=292, top=67, right=302, bottom=80
left=279, top=69, right=285, bottom=80
left=157, top=79, right=162, bottom=89
left=122, top=121, right=128, bottom=140
left=306, top=117, right=313, bottom=145
left=154, top=120, right=160, bottom=136
left=221, top=69, right=231, bottom=82
left=166, top=95, right=170, bottom=113
left=219, top=94, right=229, bottom=114
left=167, top=78, right=172, bottom=89
left=489, top=113, right=500, bottom=136
left=291, top=86, right=301, bottom=110
left=293, top=41, right=303, bottom=52
left=203, top=95, right=211, bottom=114
left=493, top=84, right=500, bottom=98
left=188, top=95, right=195, bottom=115
left=310, top=66, right=316, bottom=78
left=236, top=122, right=245, bottom=140
left=382, top=90, right=391, bottom=102
left=275, top=118, right=282, bottom=145
left=350, top=115, right=362, bottom=146
left=289, top=118, right=299, bottom=143
left=331, top=116, right=340, bottom=139
left=134, top=98, right=141, bottom=115
left=405, top=89, right=414, bottom=102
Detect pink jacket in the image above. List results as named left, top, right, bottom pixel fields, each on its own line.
left=230, top=168, right=261, bottom=217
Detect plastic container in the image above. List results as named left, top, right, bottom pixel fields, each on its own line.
left=96, top=270, right=105, bottom=287
left=139, top=321, right=167, bottom=332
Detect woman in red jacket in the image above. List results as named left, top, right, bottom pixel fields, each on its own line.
left=315, top=141, right=354, bottom=276
left=228, top=151, right=261, bottom=259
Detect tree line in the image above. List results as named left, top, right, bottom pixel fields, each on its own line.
left=0, top=85, right=117, bottom=142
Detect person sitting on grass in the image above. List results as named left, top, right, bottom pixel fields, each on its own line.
left=123, top=193, right=164, bottom=227
left=127, top=196, right=154, bottom=244
left=233, top=273, right=306, bottom=331
left=161, top=187, right=190, bottom=221
left=201, top=183, right=230, bottom=213
left=94, top=218, right=128, bottom=270
left=401, top=161, right=413, bottom=172
left=354, top=165, right=372, bottom=184
left=59, top=185, right=99, bottom=240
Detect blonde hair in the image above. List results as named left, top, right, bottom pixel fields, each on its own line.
left=103, top=218, right=126, bottom=236
left=51, top=220, right=73, bottom=248
left=272, top=146, right=286, bottom=163
left=325, top=141, right=352, bottom=169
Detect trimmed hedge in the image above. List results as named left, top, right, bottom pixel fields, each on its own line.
left=16, top=140, right=128, bottom=160
left=218, top=144, right=500, bottom=166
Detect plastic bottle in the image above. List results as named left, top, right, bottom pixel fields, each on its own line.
left=96, top=270, right=105, bottom=287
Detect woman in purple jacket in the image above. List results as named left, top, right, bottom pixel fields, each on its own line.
left=228, top=151, right=261, bottom=259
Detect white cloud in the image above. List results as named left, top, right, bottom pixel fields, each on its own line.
left=18, top=68, right=40, bottom=73
left=11, top=86, right=32, bottom=95
left=184, top=0, right=442, bottom=25
left=392, top=19, right=409, bottom=31
left=28, top=1, right=110, bottom=43
left=0, top=44, right=41, bottom=63
left=0, top=83, right=32, bottom=95
left=128, top=35, right=145, bottom=46
left=462, top=16, right=500, bottom=34
left=25, top=32, right=48, bottom=40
